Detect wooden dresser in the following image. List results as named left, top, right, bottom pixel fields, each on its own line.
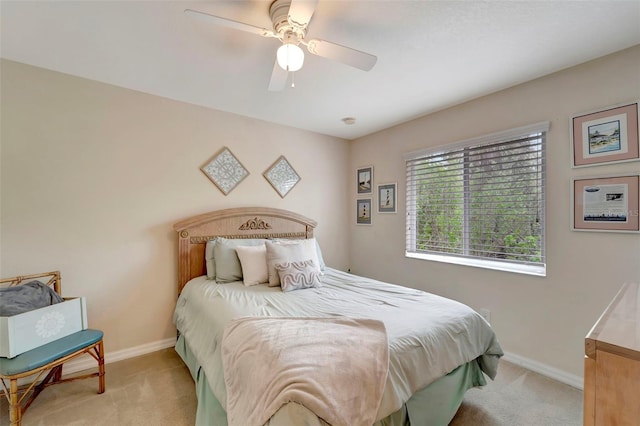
left=584, top=282, right=640, bottom=426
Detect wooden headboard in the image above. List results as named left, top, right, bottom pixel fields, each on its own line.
left=173, top=207, right=317, bottom=294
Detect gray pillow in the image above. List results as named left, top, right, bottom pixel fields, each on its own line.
left=275, top=260, right=322, bottom=292
left=214, top=238, right=267, bottom=283
left=205, top=239, right=217, bottom=279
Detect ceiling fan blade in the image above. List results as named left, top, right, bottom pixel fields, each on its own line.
left=184, top=9, right=274, bottom=37
left=306, top=39, right=377, bottom=71
left=268, top=60, right=288, bottom=91
left=288, top=0, right=318, bottom=28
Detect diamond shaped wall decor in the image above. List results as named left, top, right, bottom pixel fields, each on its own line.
left=201, top=147, right=249, bottom=195
left=264, top=156, right=300, bottom=198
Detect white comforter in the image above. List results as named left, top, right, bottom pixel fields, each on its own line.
left=173, top=268, right=503, bottom=422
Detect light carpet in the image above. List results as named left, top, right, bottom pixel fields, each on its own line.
left=1, top=348, right=582, bottom=425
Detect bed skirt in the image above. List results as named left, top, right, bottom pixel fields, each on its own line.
left=175, top=334, right=486, bottom=426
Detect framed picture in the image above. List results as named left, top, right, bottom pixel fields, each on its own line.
left=357, top=166, right=373, bottom=194
left=571, top=100, right=639, bottom=167
left=263, top=156, right=300, bottom=198
left=377, top=183, right=397, bottom=213
left=356, top=198, right=372, bottom=225
left=201, top=147, right=249, bottom=195
left=571, top=174, right=639, bottom=233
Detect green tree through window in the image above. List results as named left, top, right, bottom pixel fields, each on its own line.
left=406, top=123, right=547, bottom=272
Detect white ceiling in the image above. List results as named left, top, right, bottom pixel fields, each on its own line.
left=2, top=1, right=639, bottom=140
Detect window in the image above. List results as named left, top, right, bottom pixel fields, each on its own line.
left=405, top=122, right=549, bottom=275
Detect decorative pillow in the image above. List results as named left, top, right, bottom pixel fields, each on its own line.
left=214, top=238, right=268, bottom=283
left=205, top=239, right=217, bottom=279
left=275, top=260, right=322, bottom=292
left=269, top=238, right=325, bottom=271
left=265, top=240, right=322, bottom=287
left=236, top=245, right=268, bottom=286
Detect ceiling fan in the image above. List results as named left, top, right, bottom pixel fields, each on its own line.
left=185, top=0, right=377, bottom=91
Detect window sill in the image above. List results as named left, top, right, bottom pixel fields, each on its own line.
left=405, top=251, right=546, bottom=277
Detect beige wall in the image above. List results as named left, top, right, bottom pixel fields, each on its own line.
left=0, top=59, right=350, bottom=353
left=350, top=45, right=640, bottom=380
left=2, top=46, right=639, bottom=381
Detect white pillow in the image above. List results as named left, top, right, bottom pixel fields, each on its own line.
left=215, top=238, right=267, bottom=283
left=313, top=238, right=327, bottom=271
left=270, top=239, right=323, bottom=271
left=236, top=244, right=269, bottom=286
left=265, top=240, right=321, bottom=287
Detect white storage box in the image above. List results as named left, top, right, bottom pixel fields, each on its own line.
left=0, top=297, right=88, bottom=358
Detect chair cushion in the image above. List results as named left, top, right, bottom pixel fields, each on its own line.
left=0, top=329, right=103, bottom=376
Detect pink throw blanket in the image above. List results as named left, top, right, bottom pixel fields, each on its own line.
left=222, top=317, right=389, bottom=426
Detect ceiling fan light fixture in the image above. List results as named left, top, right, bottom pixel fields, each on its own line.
left=277, top=43, right=304, bottom=72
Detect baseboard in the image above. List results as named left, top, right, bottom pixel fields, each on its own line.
left=502, top=351, right=584, bottom=390
left=63, top=337, right=177, bottom=375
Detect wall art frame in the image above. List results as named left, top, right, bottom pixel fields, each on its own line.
left=571, top=174, right=639, bottom=233
left=356, top=198, right=373, bottom=225
left=356, top=165, right=373, bottom=194
left=377, top=182, right=397, bottom=213
left=263, top=155, right=301, bottom=198
left=200, top=147, right=249, bottom=195
left=571, top=100, right=639, bottom=168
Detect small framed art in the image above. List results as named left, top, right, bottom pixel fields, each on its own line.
left=263, top=156, right=300, bottom=198
left=356, top=198, right=372, bottom=225
left=357, top=166, right=373, bottom=194
left=201, top=147, right=249, bottom=195
left=571, top=100, right=639, bottom=167
left=377, top=183, right=397, bottom=213
left=571, top=174, right=639, bottom=233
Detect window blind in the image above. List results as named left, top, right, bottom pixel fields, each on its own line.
left=406, top=123, right=548, bottom=268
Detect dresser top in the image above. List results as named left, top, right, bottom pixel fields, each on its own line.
left=585, top=282, right=640, bottom=360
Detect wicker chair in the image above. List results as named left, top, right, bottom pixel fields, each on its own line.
left=0, top=271, right=105, bottom=426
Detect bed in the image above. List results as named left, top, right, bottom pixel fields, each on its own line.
left=172, top=207, right=503, bottom=426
